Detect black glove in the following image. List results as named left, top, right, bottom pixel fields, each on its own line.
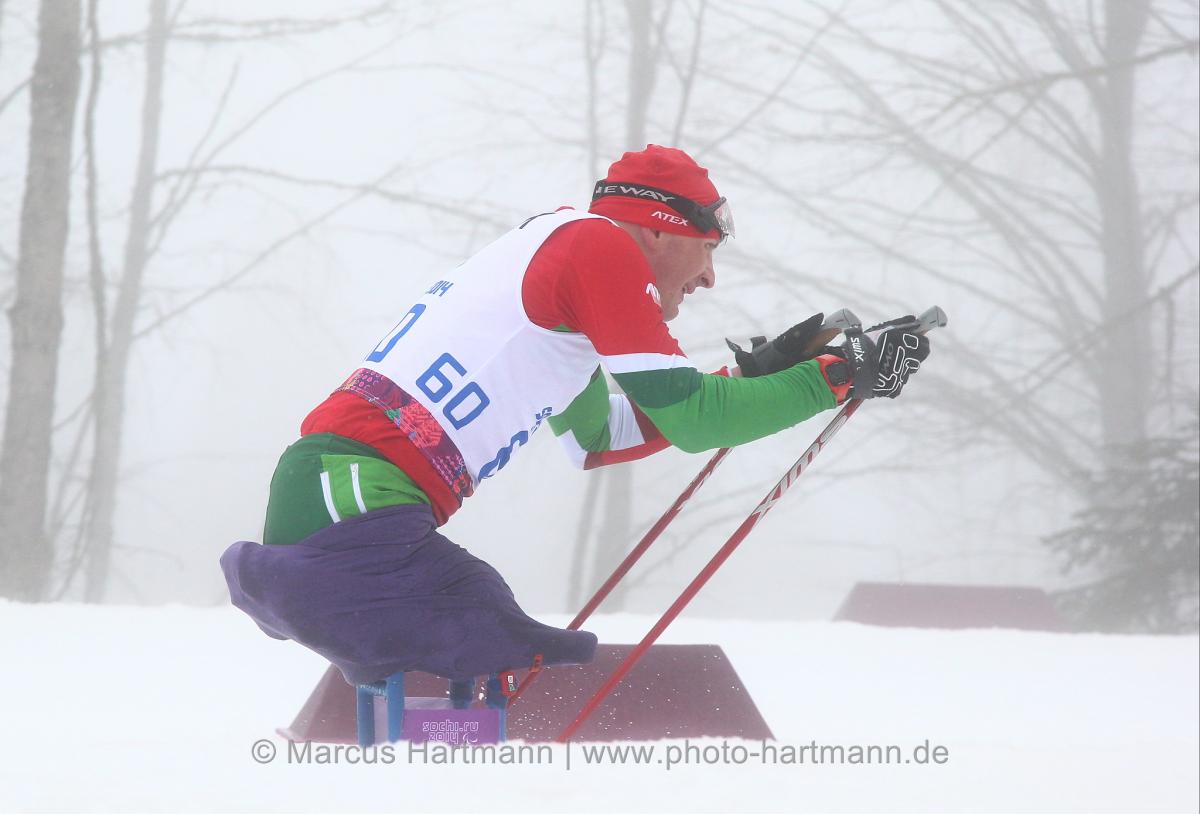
left=840, top=315, right=930, bottom=399
left=726, top=313, right=842, bottom=377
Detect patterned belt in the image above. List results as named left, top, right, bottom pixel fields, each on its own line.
left=337, top=368, right=474, bottom=504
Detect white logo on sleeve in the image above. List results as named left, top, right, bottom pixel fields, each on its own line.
left=645, top=283, right=661, bottom=308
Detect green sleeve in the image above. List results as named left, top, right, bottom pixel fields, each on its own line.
left=612, top=360, right=836, bottom=453
left=548, top=366, right=612, bottom=451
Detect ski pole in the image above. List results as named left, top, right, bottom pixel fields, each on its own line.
left=507, top=445, right=733, bottom=705
left=555, top=306, right=947, bottom=741
left=507, top=312, right=850, bottom=704
left=505, top=448, right=730, bottom=704
left=566, top=446, right=731, bottom=631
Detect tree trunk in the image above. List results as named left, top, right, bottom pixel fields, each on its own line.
left=587, top=460, right=635, bottom=609
left=1095, top=0, right=1151, bottom=460
left=581, top=1, right=662, bottom=611
left=623, top=0, right=656, bottom=150
left=0, top=0, right=82, bottom=601
left=569, top=0, right=667, bottom=613
left=567, top=472, right=601, bottom=607
left=0, top=0, right=9, bottom=65
left=82, top=0, right=166, bottom=602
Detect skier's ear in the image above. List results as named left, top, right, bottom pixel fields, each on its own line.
left=637, top=225, right=662, bottom=243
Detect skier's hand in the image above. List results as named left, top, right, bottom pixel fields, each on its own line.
left=726, top=313, right=842, bottom=378
left=840, top=315, right=930, bottom=399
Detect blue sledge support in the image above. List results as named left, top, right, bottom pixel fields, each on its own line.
left=354, top=672, right=507, bottom=746
left=355, top=672, right=405, bottom=747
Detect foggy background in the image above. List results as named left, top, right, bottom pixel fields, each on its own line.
left=1, top=0, right=1197, bottom=630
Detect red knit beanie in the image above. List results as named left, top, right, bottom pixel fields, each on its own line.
left=588, top=144, right=723, bottom=239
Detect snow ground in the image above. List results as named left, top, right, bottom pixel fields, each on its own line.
left=0, top=602, right=1195, bottom=814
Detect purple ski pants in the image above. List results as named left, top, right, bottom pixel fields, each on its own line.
left=220, top=504, right=596, bottom=685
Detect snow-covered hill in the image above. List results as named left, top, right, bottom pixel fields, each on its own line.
left=1, top=602, right=1195, bottom=813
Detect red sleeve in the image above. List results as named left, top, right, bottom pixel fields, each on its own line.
left=522, top=216, right=686, bottom=359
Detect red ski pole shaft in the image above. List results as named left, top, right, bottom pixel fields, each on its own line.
left=567, top=445, right=732, bottom=630
left=507, top=445, right=732, bottom=704
left=556, top=398, right=864, bottom=742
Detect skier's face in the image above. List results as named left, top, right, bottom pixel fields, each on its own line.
left=644, top=231, right=718, bottom=321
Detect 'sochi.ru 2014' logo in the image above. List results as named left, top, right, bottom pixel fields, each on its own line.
left=421, top=719, right=481, bottom=746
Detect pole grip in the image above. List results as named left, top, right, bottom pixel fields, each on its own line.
left=916, top=305, right=948, bottom=334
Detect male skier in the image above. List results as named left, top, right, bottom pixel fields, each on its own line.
left=220, top=145, right=931, bottom=686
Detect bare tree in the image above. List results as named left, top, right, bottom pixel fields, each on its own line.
left=79, top=0, right=166, bottom=601
left=622, top=0, right=660, bottom=150
left=0, top=0, right=82, bottom=601
left=0, top=0, right=8, bottom=65
left=569, top=0, right=713, bottom=611
left=562, top=0, right=1197, bottom=621
left=50, top=3, right=534, bottom=601
left=703, top=0, right=1199, bottom=622
left=746, top=1, right=1194, bottom=470
left=579, top=0, right=666, bottom=612
left=61, top=2, right=410, bottom=600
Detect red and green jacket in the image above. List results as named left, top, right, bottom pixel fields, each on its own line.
left=295, top=209, right=836, bottom=529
